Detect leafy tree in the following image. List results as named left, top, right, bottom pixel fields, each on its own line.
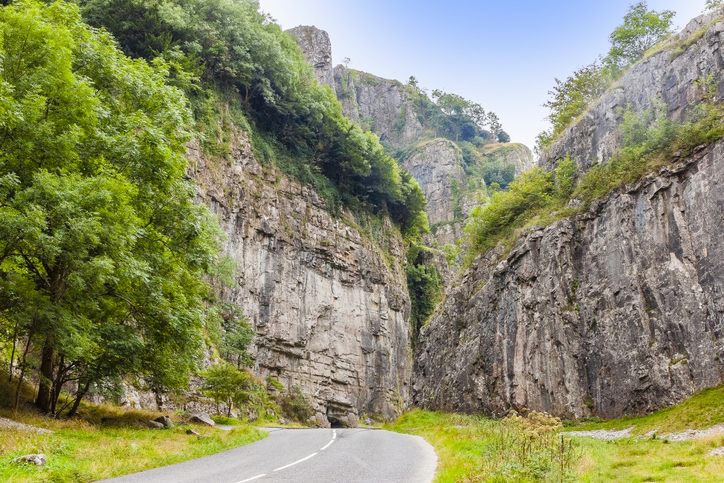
left=406, top=257, right=442, bottom=347
left=543, top=62, right=610, bottom=139
left=216, top=304, right=255, bottom=368
left=201, top=361, right=253, bottom=417
left=80, top=0, right=429, bottom=237
left=604, top=2, right=675, bottom=72
left=0, top=0, right=220, bottom=415
left=497, top=130, right=511, bottom=143
left=706, top=0, right=723, bottom=12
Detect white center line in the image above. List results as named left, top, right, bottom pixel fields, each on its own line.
left=238, top=475, right=266, bottom=483
left=320, top=439, right=334, bottom=451
left=272, top=453, right=318, bottom=472
left=332, top=429, right=337, bottom=440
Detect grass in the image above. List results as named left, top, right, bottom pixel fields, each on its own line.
left=0, top=374, right=266, bottom=483
left=569, top=385, right=724, bottom=436
left=391, top=386, right=724, bottom=482
left=387, top=410, right=579, bottom=483
left=576, top=437, right=724, bottom=482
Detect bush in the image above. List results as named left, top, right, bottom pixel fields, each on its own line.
left=278, top=386, right=314, bottom=423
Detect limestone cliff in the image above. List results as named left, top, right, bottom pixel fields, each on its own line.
left=285, top=26, right=336, bottom=91
left=190, top=129, right=412, bottom=426
left=483, top=143, right=535, bottom=176
left=413, top=14, right=724, bottom=419
left=541, top=10, right=724, bottom=173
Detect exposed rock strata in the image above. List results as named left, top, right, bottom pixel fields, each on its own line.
left=541, top=14, right=724, bottom=172
left=413, top=142, right=724, bottom=419
left=190, top=130, right=412, bottom=426
left=285, top=26, right=336, bottom=91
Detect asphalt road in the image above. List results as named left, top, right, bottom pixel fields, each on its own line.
left=99, top=427, right=437, bottom=483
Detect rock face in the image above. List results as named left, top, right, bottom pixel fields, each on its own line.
left=484, top=143, right=535, bottom=176
left=285, top=26, right=336, bottom=90
left=413, top=126, right=724, bottom=421
left=541, top=13, right=724, bottom=172
left=286, top=26, right=423, bottom=148
left=402, top=139, right=465, bottom=227
left=190, top=129, right=412, bottom=426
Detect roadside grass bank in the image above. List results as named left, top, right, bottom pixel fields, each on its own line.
left=0, top=375, right=266, bottom=483
left=391, top=386, right=724, bottom=482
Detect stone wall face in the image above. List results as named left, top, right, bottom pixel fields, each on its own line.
left=413, top=141, right=724, bottom=419
left=190, top=130, right=412, bottom=426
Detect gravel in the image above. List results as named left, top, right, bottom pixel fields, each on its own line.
left=0, top=417, right=54, bottom=434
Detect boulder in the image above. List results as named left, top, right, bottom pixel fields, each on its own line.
left=147, top=420, right=164, bottom=429
left=278, top=418, right=288, bottom=425
left=189, top=412, right=215, bottom=427
left=12, top=454, right=46, bottom=467
left=154, top=416, right=174, bottom=428
left=186, top=428, right=200, bottom=436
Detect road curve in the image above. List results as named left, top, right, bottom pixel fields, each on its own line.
left=98, top=427, right=437, bottom=483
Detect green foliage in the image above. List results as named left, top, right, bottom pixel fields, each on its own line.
left=277, top=386, right=314, bottom=423
left=0, top=0, right=220, bottom=414
left=543, top=62, right=610, bottom=143
left=201, top=362, right=270, bottom=418
left=471, top=89, right=724, bottom=263
left=208, top=303, right=255, bottom=368
left=405, top=80, right=502, bottom=144
left=465, top=157, right=576, bottom=260
left=80, top=0, right=428, bottom=236
left=407, top=246, right=443, bottom=347
left=706, top=0, right=723, bottom=12
left=388, top=410, right=581, bottom=483
left=442, top=244, right=460, bottom=267
left=497, top=130, right=510, bottom=143
left=266, top=376, right=284, bottom=391
left=604, top=2, right=675, bottom=74
left=537, top=2, right=675, bottom=153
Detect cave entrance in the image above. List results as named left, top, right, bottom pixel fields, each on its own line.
left=326, top=407, right=345, bottom=428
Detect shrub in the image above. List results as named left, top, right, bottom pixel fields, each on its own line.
left=278, top=386, right=314, bottom=423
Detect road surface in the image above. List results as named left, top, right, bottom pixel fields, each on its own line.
left=99, top=427, right=437, bottom=483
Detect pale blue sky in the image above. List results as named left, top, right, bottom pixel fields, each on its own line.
left=257, top=0, right=707, bottom=150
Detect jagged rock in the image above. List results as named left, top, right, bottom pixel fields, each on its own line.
left=413, top=142, right=724, bottom=419
left=278, top=418, right=288, bottom=425
left=402, top=139, right=466, bottom=228
left=154, top=416, right=174, bottom=428
left=248, top=412, right=258, bottom=423
left=189, top=413, right=215, bottom=427
left=147, top=420, right=165, bottom=429
left=186, top=428, right=200, bottom=436
left=540, top=12, right=724, bottom=173
left=11, top=454, right=46, bottom=467
left=482, top=143, right=535, bottom=176
left=189, top=128, right=411, bottom=423
left=285, top=26, right=336, bottom=90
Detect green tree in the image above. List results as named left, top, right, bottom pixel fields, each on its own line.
left=605, top=2, right=675, bottom=72
left=201, top=362, right=253, bottom=417
left=0, top=0, right=220, bottom=415
left=543, top=62, right=610, bottom=138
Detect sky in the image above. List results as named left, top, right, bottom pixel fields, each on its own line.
left=257, top=0, right=707, bottom=150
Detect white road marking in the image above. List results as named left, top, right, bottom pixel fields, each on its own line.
left=332, top=430, right=337, bottom=440
left=320, top=439, right=334, bottom=451
left=272, top=453, right=318, bottom=472
left=238, top=475, right=266, bottom=482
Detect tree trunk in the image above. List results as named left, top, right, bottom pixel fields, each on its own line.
left=8, top=319, right=18, bottom=382
left=14, top=332, right=34, bottom=411
left=36, top=342, right=54, bottom=413
left=67, top=380, right=91, bottom=418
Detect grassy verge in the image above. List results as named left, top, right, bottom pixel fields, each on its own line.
left=391, top=386, right=724, bottom=482
left=0, top=374, right=266, bottom=483
left=576, top=437, right=724, bottom=482
left=387, top=410, right=579, bottom=482
left=0, top=409, right=266, bottom=483
left=569, top=385, right=724, bottom=436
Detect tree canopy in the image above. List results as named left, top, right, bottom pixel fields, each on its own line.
left=0, top=0, right=221, bottom=414
left=79, top=0, right=429, bottom=236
